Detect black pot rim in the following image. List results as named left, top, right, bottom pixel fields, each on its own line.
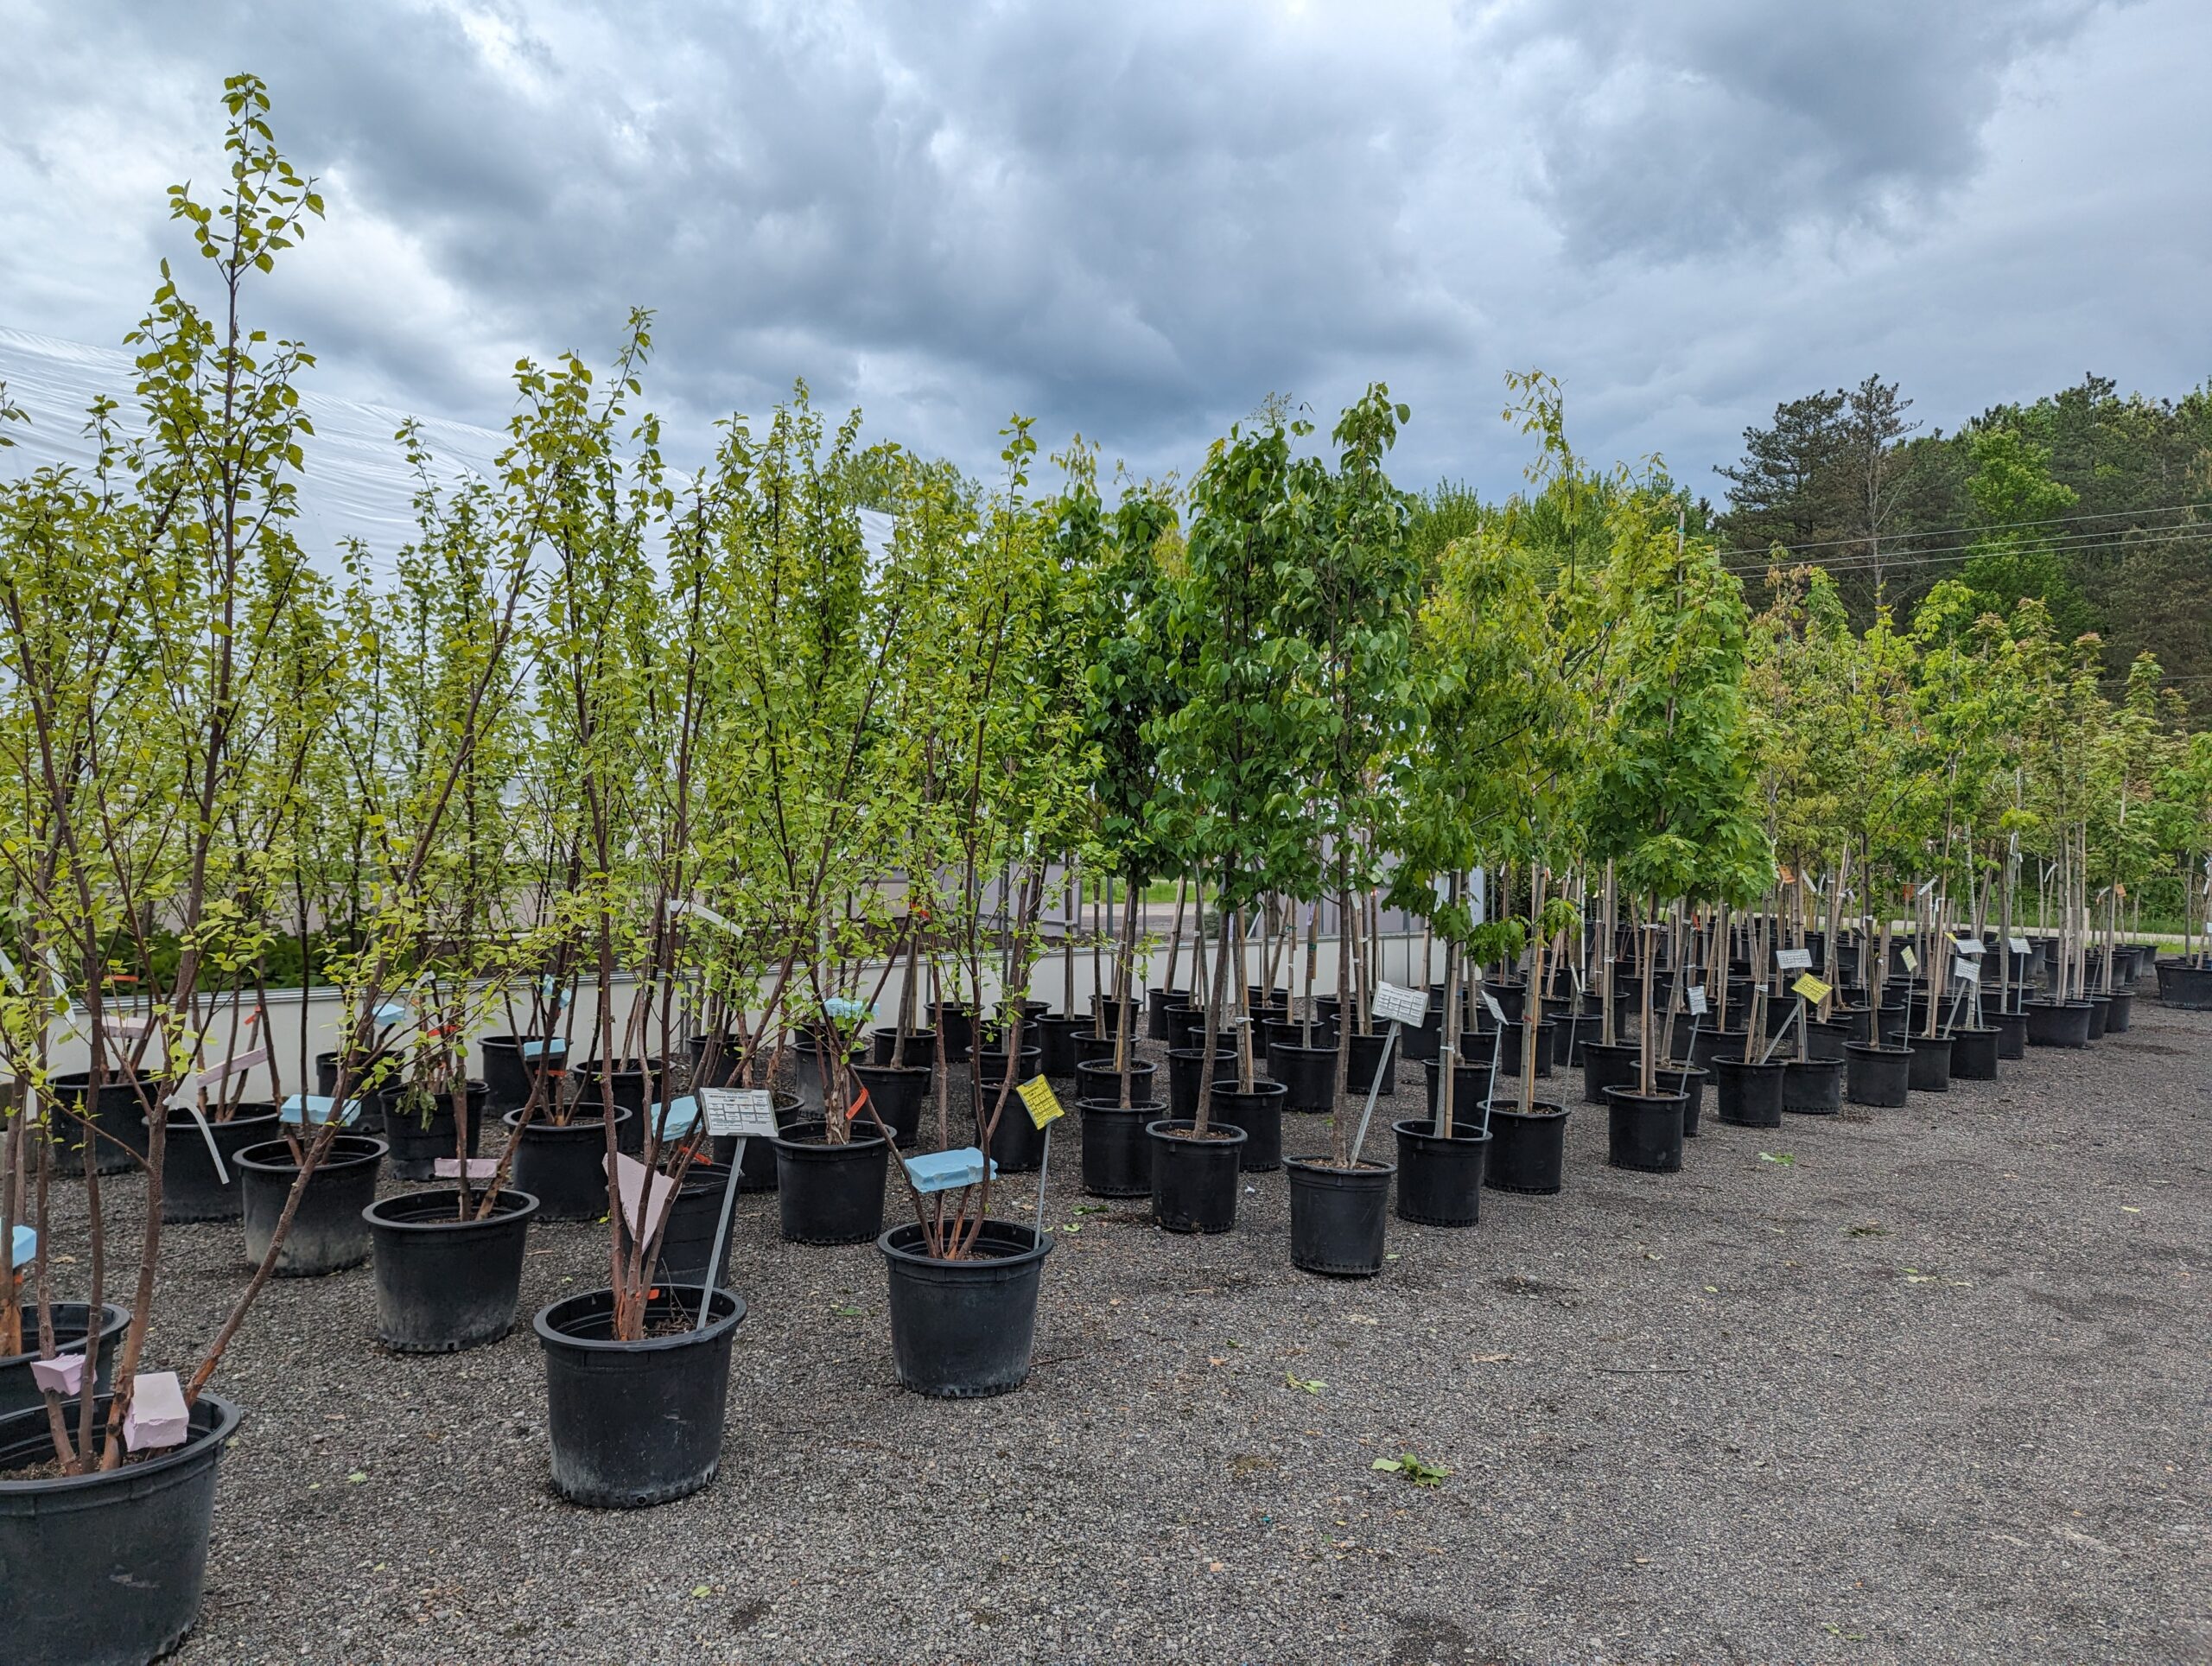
left=1145, top=1116, right=1248, bottom=1147
left=162, top=1105, right=282, bottom=1129
left=1281, top=1155, right=1395, bottom=1179
left=0, top=1300, right=129, bottom=1373
left=1784, top=1056, right=1843, bottom=1072
left=1077, top=1097, right=1169, bottom=1116
left=0, top=1391, right=240, bottom=1497
left=533, top=1285, right=745, bottom=1355
left=1602, top=1087, right=1688, bottom=1110
left=877, top=1218, right=1052, bottom=1269
left=503, top=1105, right=632, bottom=1133
left=770, top=1120, right=887, bottom=1155
left=852, top=1061, right=932, bottom=1080
left=363, top=1187, right=540, bottom=1230
left=1486, top=1101, right=1569, bottom=1123
left=1843, top=1043, right=1912, bottom=1059
left=233, top=1134, right=387, bottom=1175
left=1391, top=1117, right=1491, bottom=1147
left=1713, top=1056, right=1786, bottom=1074
left=1207, top=1079, right=1288, bottom=1103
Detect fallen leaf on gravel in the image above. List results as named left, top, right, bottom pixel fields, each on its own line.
left=1758, top=1152, right=1796, bottom=1166
left=1286, top=1374, right=1325, bottom=1393
left=1345, top=1313, right=1377, bottom=1326
left=2121, top=1205, right=2142, bottom=1213
left=346, top=1471, right=366, bottom=1484
left=690, top=1586, right=711, bottom=1599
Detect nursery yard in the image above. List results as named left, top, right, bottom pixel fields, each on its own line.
left=33, top=1002, right=2197, bottom=1665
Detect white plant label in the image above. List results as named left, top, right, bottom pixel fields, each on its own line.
left=1686, top=985, right=1708, bottom=1017
left=1370, top=981, right=1428, bottom=1028
left=1774, top=948, right=1812, bottom=971
left=668, top=896, right=736, bottom=934
left=1479, top=990, right=1506, bottom=1025
left=1952, top=957, right=1980, bottom=983
left=701, top=1086, right=779, bottom=1139
left=1951, top=938, right=1985, bottom=957
left=2009, top=936, right=2031, bottom=954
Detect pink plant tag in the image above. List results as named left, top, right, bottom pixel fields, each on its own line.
left=29, top=1352, right=85, bottom=1396
left=199, top=1046, right=270, bottom=1086
left=433, top=1157, right=500, bottom=1180
left=122, top=1370, right=189, bottom=1453
left=607, top=1153, right=677, bottom=1244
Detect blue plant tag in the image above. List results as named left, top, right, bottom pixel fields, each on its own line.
left=904, top=1147, right=995, bottom=1193
left=9, top=1224, right=34, bottom=1269
left=371, top=1002, right=409, bottom=1029
left=278, top=1094, right=359, bottom=1127
left=518, top=1037, right=568, bottom=1059
left=647, top=1096, right=702, bottom=1138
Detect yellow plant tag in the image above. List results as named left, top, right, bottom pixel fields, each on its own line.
left=1900, top=947, right=1918, bottom=973
left=1017, top=1074, right=1065, bottom=1131
left=1790, top=973, right=1832, bottom=1003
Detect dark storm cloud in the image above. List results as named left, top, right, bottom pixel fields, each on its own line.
left=2, top=0, right=2202, bottom=506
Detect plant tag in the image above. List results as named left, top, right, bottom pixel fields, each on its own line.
left=1686, top=985, right=1708, bottom=1017
left=1900, top=948, right=1919, bottom=973
left=1017, top=1074, right=1065, bottom=1131
left=518, top=1037, right=567, bottom=1059
left=1774, top=948, right=1812, bottom=971
left=667, top=896, right=735, bottom=933
left=646, top=1096, right=702, bottom=1139
left=1953, top=957, right=1980, bottom=983
left=1569, top=963, right=1584, bottom=994
left=432, top=1157, right=501, bottom=1180
left=198, top=1046, right=268, bottom=1087
left=1370, top=982, right=1427, bottom=1027
left=905, top=1147, right=995, bottom=1193
left=1916, top=877, right=1937, bottom=899
left=607, top=1153, right=679, bottom=1244
left=371, top=1002, right=409, bottom=1030
left=29, top=1351, right=85, bottom=1396
left=701, top=1087, right=778, bottom=1139
left=278, top=1094, right=359, bottom=1127
left=1790, top=973, right=1832, bottom=1003
left=2008, top=936, right=2031, bottom=954
left=10, top=1225, right=34, bottom=1269
left=1479, top=990, right=1505, bottom=1025
left=1951, top=938, right=1985, bottom=957
left=123, top=1372, right=188, bottom=1453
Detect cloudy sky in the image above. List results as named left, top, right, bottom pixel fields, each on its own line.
left=3, top=0, right=2207, bottom=505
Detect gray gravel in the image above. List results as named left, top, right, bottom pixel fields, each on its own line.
left=26, top=996, right=2210, bottom=1664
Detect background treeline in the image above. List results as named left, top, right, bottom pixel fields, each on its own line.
left=1705, top=373, right=2212, bottom=711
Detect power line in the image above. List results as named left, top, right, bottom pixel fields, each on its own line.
left=1722, top=521, right=2212, bottom=578
left=1714, top=498, right=2212, bottom=560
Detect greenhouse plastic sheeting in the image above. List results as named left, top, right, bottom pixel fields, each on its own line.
left=0, top=326, right=892, bottom=565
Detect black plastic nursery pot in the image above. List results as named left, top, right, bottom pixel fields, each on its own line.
left=161, top=1104, right=282, bottom=1223
left=869, top=1026, right=938, bottom=1070
left=1269, top=1040, right=1338, bottom=1113
left=1074, top=1056, right=1157, bottom=1106
left=1844, top=1043, right=1911, bottom=1109
left=1993, top=1009, right=2028, bottom=1059
left=726, top=1091, right=803, bottom=1192
left=1402, top=1012, right=1442, bottom=1065
left=1268, top=1014, right=1339, bottom=1052
left=1482, top=1103, right=1569, bottom=1195
left=973, top=1090, right=1048, bottom=1175
left=1496, top=1017, right=1555, bottom=1078
left=1164, top=1007, right=1206, bottom=1049
left=366, top=1187, right=539, bottom=1353
left=480, top=1033, right=564, bottom=1112
left=380, top=1082, right=488, bottom=1182
left=535, top=1286, right=744, bottom=1509
left=2024, top=999, right=2094, bottom=1048
left=771, top=1121, right=888, bottom=1245
left=1285, top=1158, right=1395, bottom=1276
left=653, top=1162, right=741, bottom=1290
left=1166, top=1046, right=1236, bottom=1121
left=1604, top=1088, right=1686, bottom=1174
left=1580, top=1040, right=1642, bottom=1105
left=879, top=1219, right=1053, bottom=1398
left=1033, top=1014, right=1089, bottom=1078
left=1421, top=1056, right=1497, bottom=1126
left=1344, top=1029, right=1396, bottom=1095
left=505, top=1108, right=631, bottom=1220
left=1656, top=1065, right=1708, bottom=1137
left=974, top=1044, right=1045, bottom=1091
left=1145, top=987, right=1184, bottom=1042
left=1711, top=1057, right=1785, bottom=1128
left=575, top=1058, right=662, bottom=1154
left=1147, top=1118, right=1248, bottom=1233
left=1393, top=1119, right=1489, bottom=1226
left=2083, top=994, right=2112, bottom=1042
left=0, top=1391, right=242, bottom=1664
left=237, top=1134, right=387, bottom=1275
left=1905, top=1034, right=1954, bottom=1093
left=1782, top=1056, right=1844, bottom=1116
left=47, top=1070, right=153, bottom=1176
left=1071, top=1030, right=1118, bottom=1070
left=1688, top=1027, right=1750, bottom=1071
left=1210, top=1080, right=1287, bottom=1173
left=1078, top=1098, right=1166, bottom=1197
left=0, top=1301, right=128, bottom=1421
left=850, top=1062, right=929, bottom=1148
left=2157, top=960, right=2212, bottom=1010
left=1948, top=1027, right=2000, bottom=1080
left=2103, top=989, right=2135, bottom=1033
left=936, top=1001, right=976, bottom=1064
left=1804, top=1018, right=1857, bottom=1062
left=1553, top=1011, right=1601, bottom=1068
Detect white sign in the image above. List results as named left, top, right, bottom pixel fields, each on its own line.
left=2008, top=936, right=2031, bottom=954
left=1370, top=981, right=1428, bottom=1028
left=1478, top=990, right=1506, bottom=1025
left=1952, top=957, right=1980, bottom=983
left=1687, top=985, right=1708, bottom=1017
left=1774, top=948, right=1812, bottom=971
left=1951, top=938, right=1985, bottom=957
left=668, top=896, right=736, bottom=934
left=701, top=1087, right=779, bottom=1139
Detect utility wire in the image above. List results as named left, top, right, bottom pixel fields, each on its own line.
left=1722, top=521, right=2212, bottom=578
left=1714, top=499, right=2212, bottom=561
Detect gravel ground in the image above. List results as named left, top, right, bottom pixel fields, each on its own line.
left=24, top=995, right=2209, bottom=1665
